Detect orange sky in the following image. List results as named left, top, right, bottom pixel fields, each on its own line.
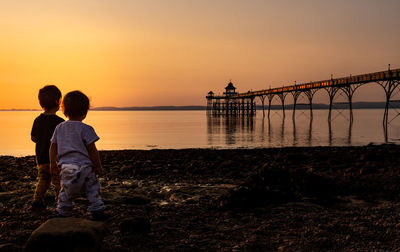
left=1, top=0, right=400, bottom=109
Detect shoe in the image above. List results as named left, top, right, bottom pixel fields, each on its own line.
left=90, top=210, right=110, bottom=221
left=30, top=202, right=46, bottom=211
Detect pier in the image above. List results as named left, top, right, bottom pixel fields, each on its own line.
left=206, top=66, right=400, bottom=128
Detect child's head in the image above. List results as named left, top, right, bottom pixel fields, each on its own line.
left=62, top=91, right=90, bottom=119
left=38, top=85, right=62, bottom=111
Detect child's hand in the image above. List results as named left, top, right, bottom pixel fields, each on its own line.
left=94, top=166, right=104, bottom=177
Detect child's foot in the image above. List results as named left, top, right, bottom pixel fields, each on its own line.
left=29, top=202, right=46, bottom=211
left=90, top=210, right=110, bottom=221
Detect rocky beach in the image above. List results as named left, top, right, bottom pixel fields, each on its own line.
left=1, top=145, right=400, bottom=251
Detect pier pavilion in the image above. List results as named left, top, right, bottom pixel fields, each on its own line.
left=206, top=81, right=256, bottom=116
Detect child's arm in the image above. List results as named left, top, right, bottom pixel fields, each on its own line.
left=87, top=142, right=103, bottom=177
left=49, top=142, right=58, bottom=175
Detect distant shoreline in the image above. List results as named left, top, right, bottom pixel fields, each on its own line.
left=1, top=102, right=398, bottom=111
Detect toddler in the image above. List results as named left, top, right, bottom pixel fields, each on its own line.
left=31, top=85, right=64, bottom=210
left=50, top=90, right=106, bottom=220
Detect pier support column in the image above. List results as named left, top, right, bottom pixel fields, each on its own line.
left=341, top=83, right=363, bottom=123
left=227, top=101, right=229, bottom=115
left=377, top=78, right=400, bottom=131
left=304, top=89, right=317, bottom=120
left=259, top=95, right=266, bottom=117
left=277, top=93, right=288, bottom=119
left=325, top=86, right=339, bottom=123
left=291, top=91, right=301, bottom=120
left=250, top=96, right=256, bottom=116
left=267, top=94, right=274, bottom=118
left=212, top=102, right=215, bottom=115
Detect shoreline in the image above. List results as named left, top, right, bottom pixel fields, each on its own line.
left=1, top=144, right=400, bottom=250
left=1, top=143, right=398, bottom=158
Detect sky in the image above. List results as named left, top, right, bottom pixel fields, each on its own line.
left=1, top=0, right=400, bottom=109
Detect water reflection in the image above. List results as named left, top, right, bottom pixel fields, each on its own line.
left=206, top=115, right=255, bottom=146
left=280, top=118, right=285, bottom=144
left=0, top=110, right=398, bottom=156
left=308, top=117, right=313, bottom=146
left=267, top=117, right=272, bottom=145
left=328, top=120, right=332, bottom=146
left=206, top=109, right=382, bottom=148
left=347, top=121, right=353, bottom=145
left=292, top=118, right=297, bottom=146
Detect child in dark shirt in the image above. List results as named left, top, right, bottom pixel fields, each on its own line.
left=30, top=85, right=64, bottom=210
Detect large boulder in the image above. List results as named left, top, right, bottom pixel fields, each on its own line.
left=219, top=163, right=339, bottom=209
left=24, top=218, right=107, bottom=252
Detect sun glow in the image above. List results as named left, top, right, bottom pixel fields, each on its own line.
left=1, top=0, right=400, bottom=109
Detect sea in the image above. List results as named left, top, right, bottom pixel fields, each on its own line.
left=0, top=109, right=399, bottom=156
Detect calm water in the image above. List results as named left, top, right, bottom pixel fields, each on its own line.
left=0, top=110, right=399, bottom=156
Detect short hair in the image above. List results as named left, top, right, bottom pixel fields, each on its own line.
left=38, top=85, right=62, bottom=110
left=62, top=91, right=90, bottom=118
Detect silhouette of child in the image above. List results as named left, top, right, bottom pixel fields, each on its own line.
left=31, top=85, right=64, bottom=210
left=50, top=90, right=106, bottom=220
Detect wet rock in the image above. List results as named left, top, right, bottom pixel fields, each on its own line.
left=24, top=218, right=107, bottom=252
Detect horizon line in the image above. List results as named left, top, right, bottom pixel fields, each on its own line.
left=0, top=102, right=396, bottom=111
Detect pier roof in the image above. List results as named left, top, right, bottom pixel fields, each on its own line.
left=225, top=82, right=236, bottom=90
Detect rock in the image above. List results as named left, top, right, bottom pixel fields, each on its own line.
left=219, top=161, right=341, bottom=209
left=219, top=185, right=295, bottom=209
left=0, top=243, right=21, bottom=252
left=24, top=218, right=107, bottom=252
left=303, top=173, right=338, bottom=202
left=218, top=160, right=234, bottom=169
left=120, top=194, right=151, bottom=205
left=120, top=165, right=131, bottom=173
left=122, top=180, right=137, bottom=188
left=120, top=216, right=151, bottom=235
left=0, top=191, right=19, bottom=201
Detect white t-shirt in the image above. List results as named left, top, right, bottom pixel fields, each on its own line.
left=51, top=120, right=99, bottom=166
